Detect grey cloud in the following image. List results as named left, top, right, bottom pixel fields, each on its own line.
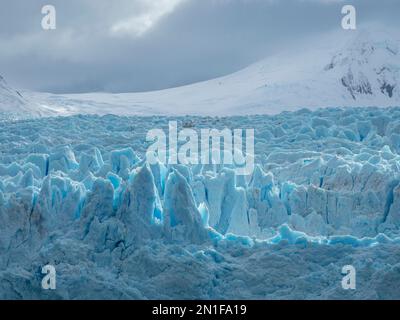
left=0, top=0, right=398, bottom=93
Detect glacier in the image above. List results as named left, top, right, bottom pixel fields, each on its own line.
left=1, top=106, right=400, bottom=299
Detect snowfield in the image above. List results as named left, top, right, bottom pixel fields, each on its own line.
left=4, top=28, right=399, bottom=118
left=1, top=107, right=400, bottom=299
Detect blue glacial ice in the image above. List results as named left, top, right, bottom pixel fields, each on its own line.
left=1, top=107, right=400, bottom=299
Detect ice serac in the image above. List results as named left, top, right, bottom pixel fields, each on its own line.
left=247, top=165, right=289, bottom=233
left=80, top=177, right=125, bottom=253
left=118, top=164, right=161, bottom=243
left=201, top=169, right=251, bottom=236
left=1, top=110, right=400, bottom=299
left=111, top=147, right=140, bottom=179
left=81, top=178, right=114, bottom=224
left=3, top=108, right=400, bottom=241
left=163, top=169, right=208, bottom=244
left=381, top=182, right=400, bottom=233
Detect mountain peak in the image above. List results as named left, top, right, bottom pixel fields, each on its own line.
left=322, top=29, right=399, bottom=101
left=6, top=27, right=400, bottom=117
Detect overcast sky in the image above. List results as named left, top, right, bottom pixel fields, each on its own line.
left=0, top=0, right=398, bottom=93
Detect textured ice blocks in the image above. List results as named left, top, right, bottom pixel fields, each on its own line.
left=1, top=107, right=400, bottom=299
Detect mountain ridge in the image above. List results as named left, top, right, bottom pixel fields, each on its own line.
left=7, top=28, right=400, bottom=117
left=0, top=75, right=53, bottom=118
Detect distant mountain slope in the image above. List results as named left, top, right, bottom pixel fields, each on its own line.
left=22, top=28, right=400, bottom=116
left=0, top=75, right=28, bottom=112
left=324, top=30, right=399, bottom=101
left=0, top=75, right=54, bottom=118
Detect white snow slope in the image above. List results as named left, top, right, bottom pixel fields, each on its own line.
left=21, top=28, right=400, bottom=117
left=0, top=76, right=54, bottom=119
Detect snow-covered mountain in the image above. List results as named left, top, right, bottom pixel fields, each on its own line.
left=0, top=75, right=28, bottom=113
left=0, top=75, right=54, bottom=118
left=323, top=29, right=399, bottom=102
left=22, top=28, right=399, bottom=117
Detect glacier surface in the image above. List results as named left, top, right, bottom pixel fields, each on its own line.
left=1, top=107, right=400, bottom=299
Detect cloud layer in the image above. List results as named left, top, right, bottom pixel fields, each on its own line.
left=0, top=0, right=398, bottom=93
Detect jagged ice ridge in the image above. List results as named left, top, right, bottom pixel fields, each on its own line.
left=1, top=107, right=400, bottom=299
